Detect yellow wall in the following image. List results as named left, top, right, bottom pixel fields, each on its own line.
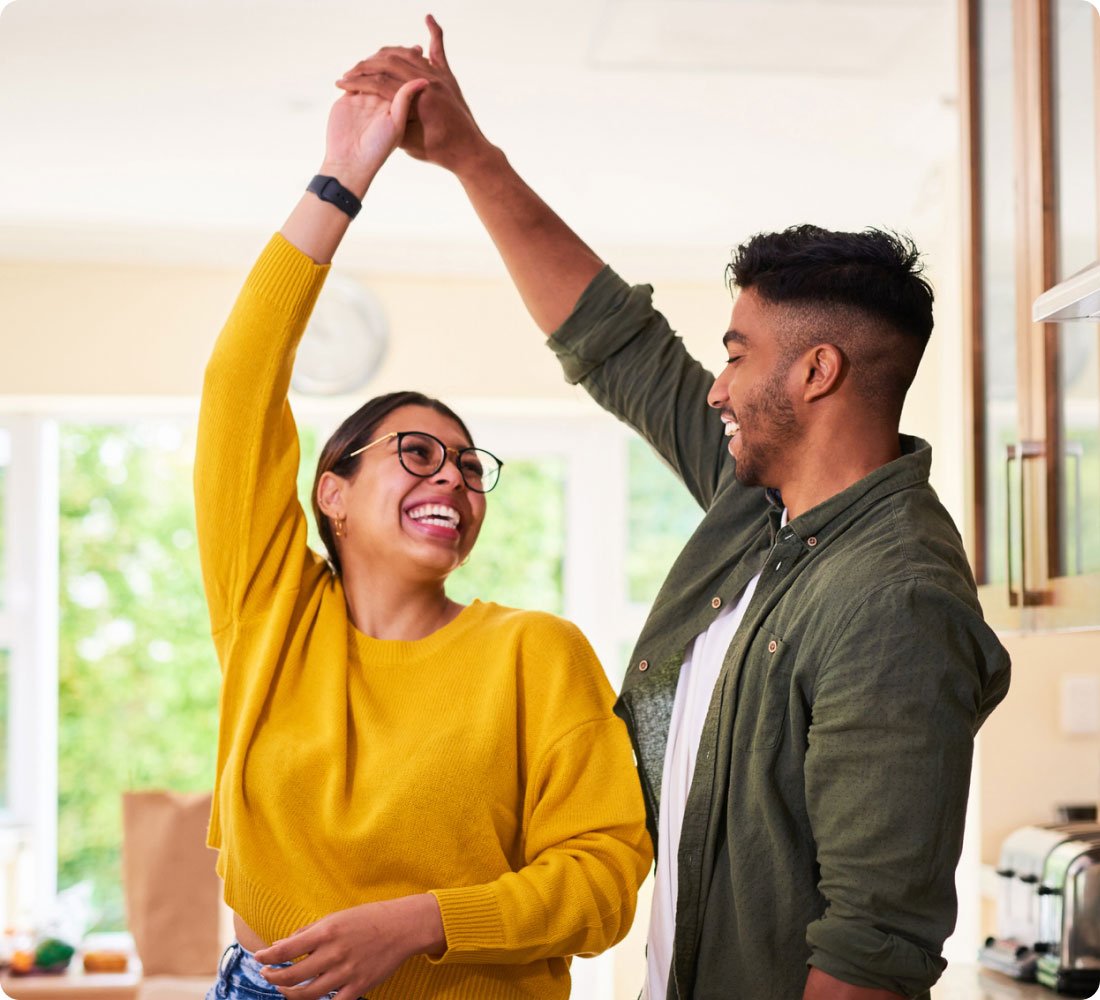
left=978, top=628, right=1100, bottom=862
left=0, top=252, right=750, bottom=403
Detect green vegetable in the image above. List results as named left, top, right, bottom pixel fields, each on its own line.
left=34, top=938, right=75, bottom=970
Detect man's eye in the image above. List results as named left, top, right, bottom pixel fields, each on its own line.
left=726, top=355, right=742, bottom=366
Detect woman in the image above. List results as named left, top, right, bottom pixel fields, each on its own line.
left=194, top=60, right=650, bottom=1000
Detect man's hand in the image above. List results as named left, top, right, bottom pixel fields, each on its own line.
left=253, top=894, right=446, bottom=1000
left=804, top=967, right=907, bottom=1000
left=337, top=15, right=490, bottom=174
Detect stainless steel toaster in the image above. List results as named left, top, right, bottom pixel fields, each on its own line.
left=979, top=822, right=1100, bottom=982
left=1035, top=835, right=1100, bottom=995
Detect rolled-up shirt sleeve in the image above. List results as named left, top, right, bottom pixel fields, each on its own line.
left=803, top=578, right=1007, bottom=996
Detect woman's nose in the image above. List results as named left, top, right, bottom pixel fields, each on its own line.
left=432, top=455, right=466, bottom=489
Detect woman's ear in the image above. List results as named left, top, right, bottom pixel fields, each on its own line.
left=802, top=343, right=846, bottom=402
left=316, top=471, right=347, bottom=519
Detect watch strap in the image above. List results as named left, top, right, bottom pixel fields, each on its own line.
left=306, top=175, right=362, bottom=219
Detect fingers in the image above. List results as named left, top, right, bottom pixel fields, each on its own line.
left=335, top=71, right=401, bottom=99
left=425, top=14, right=449, bottom=69
left=275, top=970, right=344, bottom=1000
left=390, top=77, right=429, bottom=132
left=342, top=47, right=428, bottom=83
left=254, top=932, right=312, bottom=967
left=332, top=986, right=365, bottom=1000
left=259, top=958, right=323, bottom=988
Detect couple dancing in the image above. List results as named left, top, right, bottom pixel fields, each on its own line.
left=195, top=17, right=1010, bottom=1000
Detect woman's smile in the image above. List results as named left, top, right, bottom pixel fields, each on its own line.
left=404, top=495, right=464, bottom=541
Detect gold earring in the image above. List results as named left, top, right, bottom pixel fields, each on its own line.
left=333, top=515, right=347, bottom=538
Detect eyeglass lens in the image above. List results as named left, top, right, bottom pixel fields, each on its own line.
left=397, top=433, right=500, bottom=492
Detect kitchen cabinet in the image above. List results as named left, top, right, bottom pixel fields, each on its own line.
left=963, top=0, right=1100, bottom=631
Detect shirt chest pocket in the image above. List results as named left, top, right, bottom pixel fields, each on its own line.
left=731, top=629, right=793, bottom=752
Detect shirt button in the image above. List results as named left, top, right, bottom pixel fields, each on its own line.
left=808, top=536, right=818, bottom=547
left=768, top=640, right=778, bottom=653
left=638, top=659, right=649, bottom=672
left=711, top=596, right=722, bottom=609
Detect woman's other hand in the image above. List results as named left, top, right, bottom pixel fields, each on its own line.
left=254, top=893, right=446, bottom=1000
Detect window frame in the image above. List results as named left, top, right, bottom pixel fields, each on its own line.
left=0, top=414, right=60, bottom=926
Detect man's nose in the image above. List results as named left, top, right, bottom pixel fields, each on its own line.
left=707, top=370, right=730, bottom=409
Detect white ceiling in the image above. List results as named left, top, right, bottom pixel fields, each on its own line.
left=0, top=0, right=958, bottom=279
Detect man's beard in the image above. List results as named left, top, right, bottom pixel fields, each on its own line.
left=731, top=367, right=800, bottom=488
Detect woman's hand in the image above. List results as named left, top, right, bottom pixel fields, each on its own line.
left=254, top=894, right=445, bottom=1000
left=280, top=74, right=427, bottom=264
left=337, top=16, right=490, bottom=175
left=319, top=75, right=428, bottom=199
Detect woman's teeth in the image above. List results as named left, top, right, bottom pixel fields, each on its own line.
left=407, top=503, right=461, bottom=528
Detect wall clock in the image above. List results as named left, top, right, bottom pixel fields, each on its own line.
left=291, top=273, right=389, bottom=396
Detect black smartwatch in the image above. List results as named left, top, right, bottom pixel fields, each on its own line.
left=306, top=175, right=363, bottom=219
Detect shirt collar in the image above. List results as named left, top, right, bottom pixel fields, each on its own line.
left=768, top=435, right=932, bottom=546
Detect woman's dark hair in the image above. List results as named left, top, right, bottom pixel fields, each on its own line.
left=726, top=225, right=935, bottom=343
left=312, top=390, right=474, bottom=576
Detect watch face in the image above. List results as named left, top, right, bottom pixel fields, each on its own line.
left=291, top=273, right=390, bottom=396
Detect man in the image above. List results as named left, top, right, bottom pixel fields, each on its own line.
left=337, top=21, right=1011, bottom=999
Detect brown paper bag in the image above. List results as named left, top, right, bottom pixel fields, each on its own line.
left=122, top=791, right=221, bottom=976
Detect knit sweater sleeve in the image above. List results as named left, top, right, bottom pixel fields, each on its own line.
left=194, top=235, right=330, bottom=635
left=429, top=620, right=653, bottom=965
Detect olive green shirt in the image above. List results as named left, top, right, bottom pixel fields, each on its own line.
left=547, top=267, right=1011, bottom=999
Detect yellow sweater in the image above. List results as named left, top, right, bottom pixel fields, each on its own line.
left=194, top=235, right=652, bottom=999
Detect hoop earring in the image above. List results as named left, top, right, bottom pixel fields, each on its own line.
left=459, top=555, right=470, bottom=567
left=333, top=515, right=347, bottom=539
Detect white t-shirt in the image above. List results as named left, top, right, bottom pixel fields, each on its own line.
left=642, top=570, right=763, bottom=1000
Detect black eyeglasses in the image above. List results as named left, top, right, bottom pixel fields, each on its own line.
left=347, top=431, right=503, bottom=493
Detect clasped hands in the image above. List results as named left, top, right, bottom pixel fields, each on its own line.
left=333, top=14, right=487, bottom=174
left=255, top=894, right=445, bottom=1000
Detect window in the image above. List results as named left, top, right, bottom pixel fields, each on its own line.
left=0, top=427, right=10, bottom=813
left=58, top=420, right=217, bottom=928
left=17, top=401, right=699, bottom=1000
left=53, top=412, right=575, bottom=928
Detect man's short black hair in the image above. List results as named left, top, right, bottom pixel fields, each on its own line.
left=727, top=225, right=934, bottom=344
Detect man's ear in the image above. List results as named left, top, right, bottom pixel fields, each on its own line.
left=801, top=343, right=846, bottom=402
left=316, top=471, right=347, bottom=519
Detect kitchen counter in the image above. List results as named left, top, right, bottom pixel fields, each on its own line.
left=1, top=963, right=1081, bottom=1000
left=1, top=967, right=139, bottom=1000
left=933, top=964, right=1090, bottom=999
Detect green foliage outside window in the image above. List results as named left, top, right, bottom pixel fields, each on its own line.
left=627, top=438, right=704, bottom=607
left=58, top=419, right=566, bottom=929
left=447, top=457, right=565, bottom=614
left=58, top=423, right=218, bottom=929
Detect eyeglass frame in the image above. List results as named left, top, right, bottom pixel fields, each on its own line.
left=345, top=430, right=503, bottom=493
